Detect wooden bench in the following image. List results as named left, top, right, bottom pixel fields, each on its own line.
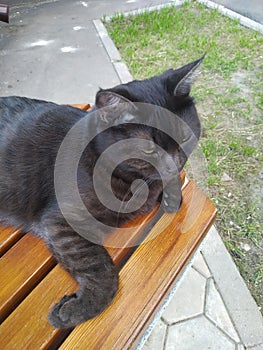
left=0, top=103, right=217, bottom=350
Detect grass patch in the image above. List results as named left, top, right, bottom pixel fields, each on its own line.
left=106, top=2, right=263, bottom=310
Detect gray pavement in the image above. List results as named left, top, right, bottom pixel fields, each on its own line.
left=213, top=0, right=263, bottom=24
left=1, top=1, right=263, bottom=349
left=0, top=0, right=166, bottom=103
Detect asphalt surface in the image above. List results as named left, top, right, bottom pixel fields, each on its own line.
left=1, top=0, right=262, bottom=104
left=213, top=0, right=263, bottom=24
left=0, top=0, right=167, bottom=103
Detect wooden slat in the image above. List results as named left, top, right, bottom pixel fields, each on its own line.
left=69, top=103, right=91, bottom=111
left=105, top=170, right=186, bottom=265
left=105, top=205, right=159, bottom=266
left=0, top=264, right=77, bottom=350
left=0, top=213, right=156, bottom=350
left=0, top=222, right=147, bottom=350
left=0, top=179, right=193, bottom=350
left=0, top=233, right=56, bottom=322
left=0, top=226, right=24, bottom=257
left=58, top=181, right=217, bottom=350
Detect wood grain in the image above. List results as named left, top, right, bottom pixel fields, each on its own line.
left=0, top=181, right=216, bottom=350
left=0, top=233, right=56, bottom=322
left=0, top=102, right=216, bottom=350
left=68, top=103, right=91, bottom=111
left=0, top=210, right=159, bottom=349
left=0, top=264, right=76, bottom=350
left=0, top=226, right=24, bottom=257
left=59, top=181, right=217, bottom=350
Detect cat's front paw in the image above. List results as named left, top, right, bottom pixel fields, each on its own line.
left=162, top=191, right=182, bottom=213
left=49, top=293, right=88, bottom=329
left=161, top=177, right=182, bottom=214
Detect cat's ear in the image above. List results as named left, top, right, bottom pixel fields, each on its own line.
left=95, top=90, right=136, bottom=123
left=169, top=55, right=205, bottom=97
left=95, top=90, right=123, bottom=109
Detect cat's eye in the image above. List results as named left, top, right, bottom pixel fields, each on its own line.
left=182, top=135, right=191, bottom=143
left=143, top=148, right=155, bottom=154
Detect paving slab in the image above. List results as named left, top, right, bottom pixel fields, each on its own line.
left=162, top=267, right=206, bottom=324
left=237, top=345, right=246, bottom=350
left=205, top=278, right=240, bottom=342
left=166, top=315, right=236, bottom=350
left=247, top=344, right=263, bottom=350
left=192, top=251, right=211, bottom=278
left=202, top=227, right=263, bottom=348
left=141, top=319, right=167, bottom=350
left=212, top=0, right=263, bottom=24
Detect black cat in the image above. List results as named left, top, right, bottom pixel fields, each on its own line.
left=0, top=56, right=203, bottom=328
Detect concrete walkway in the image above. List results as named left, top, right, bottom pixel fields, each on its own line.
left=213, top=0, right=263, bottom=25
left=1, top=1, right=262, bottom=349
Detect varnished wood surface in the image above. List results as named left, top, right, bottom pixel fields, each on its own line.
left=0, top=204, right=161, bottom=348
left=0, top=233, right=56, bottom=322
left=68, top=103, right=91, bottom=111
left=0, top=264, right=76, bottom=350
left=0, top=180, right=216, bottom=350
left=0, top=227, right=24, bottom=257
left=0, top=103, right=216, bottom=350
left=0, top=208, right=162, bottom=349
left=59, top=181, right=217, bottom=350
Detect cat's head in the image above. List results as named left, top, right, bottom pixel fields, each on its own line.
left=96, top=55, right=204, bottom=137
left=91, top=56, right=204, bottom=183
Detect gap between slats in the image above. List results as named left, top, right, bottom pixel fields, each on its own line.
left=0, top=181, right=191, bottom=349
left=58, top=181, right=217, bottom=350
left=0, top=227, right=24, bottom=257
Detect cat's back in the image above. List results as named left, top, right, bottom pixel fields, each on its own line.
left=0, top=96, right=87, bottom=223
left=0, top=96, right=50, bottom=128
left=0, top=96, right=86, bottom=146
left=0, top=96, right=80, bottom=131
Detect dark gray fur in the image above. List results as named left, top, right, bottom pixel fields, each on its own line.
left=0, top=57, right=203, bottom=328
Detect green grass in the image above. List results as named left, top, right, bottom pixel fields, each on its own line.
left=106, top=2, right=263, bottom=310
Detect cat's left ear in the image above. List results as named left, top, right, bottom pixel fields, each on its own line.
left=169, top=54, right=205, bottom=97
left=95, top=90, right=137, bottom=123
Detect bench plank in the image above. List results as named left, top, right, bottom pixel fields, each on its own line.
left=0, top=208, right=158, bottom=349
left=0, top=102, right=217, bottom=350
left=0, top=181, right=216, bottom=350
left=0, top=264, right=76, bottom=350
left=0, top=179, right=206, bottom=349
left=59, top=181, right=217, bottom=350
left=0, top=233, right=56, bottom=322
left=0, top=226, right=24, bottom=257
left=69, top=103, right=91, bottom=111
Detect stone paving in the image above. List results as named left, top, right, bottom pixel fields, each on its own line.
left=142, top=242, right=244, bottom=349
left=141, top=227, right=263, bottom=350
